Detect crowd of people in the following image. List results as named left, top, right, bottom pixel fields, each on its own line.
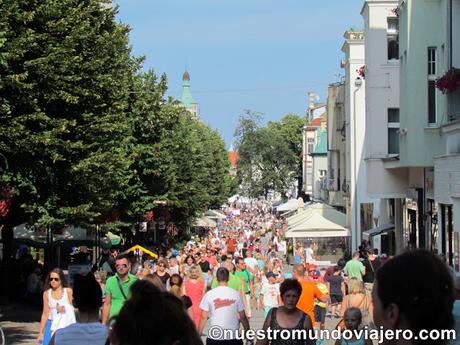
left=33, top=202, right=459, bottom=345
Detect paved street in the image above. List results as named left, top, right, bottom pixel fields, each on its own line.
left=201, top=304, right=338, bottom=344
left=1, top=302, right=41, bottom=345
left=2, top=287, right=339, bottom=345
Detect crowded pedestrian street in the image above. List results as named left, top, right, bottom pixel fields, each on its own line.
left=2, top=0, right=460, bottom=344
left=1, top=202, right=458, bottom=345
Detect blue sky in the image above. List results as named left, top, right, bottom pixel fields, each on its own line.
left=115, top=0, right=364, bottom=147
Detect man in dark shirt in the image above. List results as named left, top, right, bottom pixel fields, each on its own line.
left=196, top=252, right=212, bottom=287
left=324, top=258, right=345, bottom=283
left=362, top=248, right=381, bottom=295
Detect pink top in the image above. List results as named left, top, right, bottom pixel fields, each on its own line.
left=185, top=279, right=205, bottom=327
left=185, top=279, right=204, bottom=305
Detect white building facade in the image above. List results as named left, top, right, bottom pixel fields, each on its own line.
left=342, top=29, right=378, bottom=251
left=361, top=0, right=402, bottom=255
left=433, top=0, right=460, bottom=271
left=327, top=82, right=347, bottom=213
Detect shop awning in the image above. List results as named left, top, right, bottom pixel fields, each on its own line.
left=276, top=199, right=299, bottom=212
left=193, top=216, right=217, bottom=228
left=106, top=231, right=121, bottom=246
left=362, top=223, right=395, bottom=241
left=285, top=212, right=349, bottom=238
left=205, top=209, right=226, bottom=219
left=123, top=245, right=158, bottom=259
left=285, top=229, right=349, bottom=238
left=286, top=203, right=347, bottom=228
left=280, top=208, right=298, bottom=218
left=13, top=224, right=96, bottom=247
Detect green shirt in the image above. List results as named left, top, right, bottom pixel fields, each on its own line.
left=105, top=273, right=137, bottom=319
left=234, top=269, right=253, bottom=294
left=211, top=272, right=242, bottom=291
left=344, top=259, right=364, bottom=281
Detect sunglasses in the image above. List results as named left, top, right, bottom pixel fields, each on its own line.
left=50, top=277, right=60, bottom=282
left=158, top=264, right=165, bottom=267
left=116, top=264, right=128, bottom=269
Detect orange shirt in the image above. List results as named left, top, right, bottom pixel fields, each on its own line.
left=296, top=280, right=324, bottom=323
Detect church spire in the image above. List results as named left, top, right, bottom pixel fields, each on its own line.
left=181, top=69, right=194, bottom=107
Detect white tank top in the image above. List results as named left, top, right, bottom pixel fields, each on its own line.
left=48, top=288, right=76, bottom=332
left=169, top=265, right=180, bottom=275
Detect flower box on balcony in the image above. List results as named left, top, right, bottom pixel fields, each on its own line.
left=436, top=67, right=460, bottom=94
left=356, top=65, right=365, bottom=79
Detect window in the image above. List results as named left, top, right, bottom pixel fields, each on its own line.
left=387, top=18, right=399, bottom=60
left=428, top=47, right=437, bottom=125
left=428, top=47, right=436, bottom=75
left=307, top=143, right=314, bottom=154
left=388, top=108, right=400, bottom=155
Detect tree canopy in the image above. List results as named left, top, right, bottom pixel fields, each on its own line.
left=0, top=0, right=234, bottom=231
left=234, top=110, right=305, bottom=199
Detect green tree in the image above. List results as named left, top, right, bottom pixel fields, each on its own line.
left=268, top=113, right=305, bottom=196
left=124, top=73, right=234, bottom=231
left=234, top=111, right=300, bottom=198
left=0, top=0, right=140, bottom=299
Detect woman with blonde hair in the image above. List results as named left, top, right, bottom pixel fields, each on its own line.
left=341, top=277, right=372, bottom=328
left=184, top=264, right=205, bottom=327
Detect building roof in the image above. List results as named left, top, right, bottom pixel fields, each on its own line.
left=311, top=128, right=327, bottom=155
left=228, top=151, right=239, bottom=168
left=304, top=117, right=322, bottom=131
left=310, top=118, right=322, bottom=126
left=182, top=70, right=190, bottom=81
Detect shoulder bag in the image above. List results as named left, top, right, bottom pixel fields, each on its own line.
left=116, top=276, right=128, bottom=301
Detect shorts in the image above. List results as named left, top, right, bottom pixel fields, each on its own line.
left=314, top=305, right=326, bottom=324
left=330, top=294, right=343, bottom=305
left=43, top=319, right=52, bottom=345
left=245, top=293, right=252, bottom=318
left=364, top=282, right=373, bottom=296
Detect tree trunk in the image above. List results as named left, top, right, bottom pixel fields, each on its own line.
left=0, top=221, right=13, bottom=304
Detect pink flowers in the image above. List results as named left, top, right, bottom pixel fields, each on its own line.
left=0, top=185, right=12, bottom=218
left=356, top=65, right=365, bottom=79
left=436, top=67, right=460, bottom=94
left=145, top=210, right=155, bottom=221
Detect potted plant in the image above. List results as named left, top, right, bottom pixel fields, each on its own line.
left=436, top=67, right=460, bottom=94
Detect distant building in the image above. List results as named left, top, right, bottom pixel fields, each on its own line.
left=327, top=82, right=346, bottom=212
left=228, top=151, right=239, bottom=176
left=310, top=123, right=328, bottom=202
left=302, top=117, right=322, bottom=196
left=306, top=91, right=326, bottom=122
left=181, top=70, right=199, bottom=119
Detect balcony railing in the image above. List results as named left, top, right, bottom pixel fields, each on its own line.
left=448, top=87, right=460, bottom=121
